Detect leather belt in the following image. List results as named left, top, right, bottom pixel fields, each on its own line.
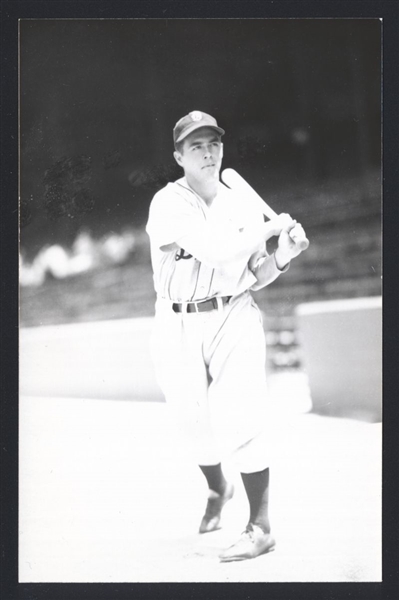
left=172, top=296, right=232, bottom=313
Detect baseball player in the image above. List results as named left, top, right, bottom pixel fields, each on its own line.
left=146, top=111, right=306, bottom=562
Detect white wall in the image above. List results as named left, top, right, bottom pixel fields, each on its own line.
left=296, top=296, right=382, bottom=422
left=20, top=318, right=164, bottom=401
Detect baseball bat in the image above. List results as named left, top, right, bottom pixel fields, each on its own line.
left=221, top=168, right=310, bottom=251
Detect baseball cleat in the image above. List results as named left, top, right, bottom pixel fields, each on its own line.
left=219, top=523, right=276, bottom=562
left=199, top=481, right=235, bottom=534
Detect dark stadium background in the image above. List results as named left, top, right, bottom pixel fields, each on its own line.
left=19, top=18, right=381, bottom=369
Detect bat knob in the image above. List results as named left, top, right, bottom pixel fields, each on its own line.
left=289, top=223, right=309, bottom=250
left=291, top=236, right=310, bottom=250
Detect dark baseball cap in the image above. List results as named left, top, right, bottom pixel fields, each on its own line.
left=173, top=111, right=225, bottom=145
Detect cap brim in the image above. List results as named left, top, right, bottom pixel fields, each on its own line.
left=175, top=123, right=225, bottom=144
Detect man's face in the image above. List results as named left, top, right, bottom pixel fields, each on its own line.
left=174, top=127, right=223, bottom=184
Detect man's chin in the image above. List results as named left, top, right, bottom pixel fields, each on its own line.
left=202, top=166, right=220, bottom=180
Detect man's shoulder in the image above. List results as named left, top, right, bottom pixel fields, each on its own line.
left=150, top=178, right=197, bottom=210
left=152, top=177, right=187, bottom=200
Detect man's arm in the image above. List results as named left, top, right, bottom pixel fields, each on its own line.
left=175, top=214, right=295, bottom=269
left=249, top=252, right=289, bottom=291
left=250, top=222, right=307, bottom=291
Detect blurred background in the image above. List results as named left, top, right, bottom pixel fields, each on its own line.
left=19, top=18, right=381, bottom=373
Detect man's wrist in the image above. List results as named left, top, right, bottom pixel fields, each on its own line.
left=274, top=249, right=290, bottom=271
left=262, top=221, right=278, bottom=241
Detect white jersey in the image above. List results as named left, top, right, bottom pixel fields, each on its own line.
left=146, top=177, right=278, bottom=303
left=146, top=175, right=288, bottom=469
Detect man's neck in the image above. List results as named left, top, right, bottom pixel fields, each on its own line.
left=185, top=175, right=219, bottom=206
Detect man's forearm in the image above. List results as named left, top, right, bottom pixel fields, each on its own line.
left=176, top=221, right=278, bottom=269
left=274, top=247, right=292, bottom=271
left=250, top=252, right=289, bottom=291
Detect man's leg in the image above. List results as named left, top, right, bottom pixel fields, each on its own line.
left=198, top=463, right=234, bottom=533
left=152, top=308, right=231, bottom=534
left=219, top=466, right=276, bottom=562
left=203, top=293, right=274, bottom=550
left=199, top=463, right=227, bottom=496
left=241, top=467, right=271, bottom=533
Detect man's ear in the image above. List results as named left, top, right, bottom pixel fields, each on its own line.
left=173, top=150, right=183, bottom=166
left=220, top=142, right=224, bottom=159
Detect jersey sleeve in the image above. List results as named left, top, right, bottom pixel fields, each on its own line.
left=146, top=186, right=202, bottom=251
left=250, top=251, right=290, bottom=291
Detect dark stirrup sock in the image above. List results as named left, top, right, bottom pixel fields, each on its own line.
left=241, top=467, right=271, bottom=533
left=199, top=463, right=227, bottom=496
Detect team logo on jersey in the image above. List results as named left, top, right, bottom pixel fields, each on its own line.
left=175, top=248, right=193, bottom=261
left=190, top=111, right=203, bottom=122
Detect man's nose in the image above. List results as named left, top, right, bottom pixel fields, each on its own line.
left=203, top=145, right=213, bottom=158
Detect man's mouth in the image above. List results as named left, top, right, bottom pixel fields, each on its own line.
left=202, top=164, right=215, bottom=169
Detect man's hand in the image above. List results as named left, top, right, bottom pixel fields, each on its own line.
left=275, top=222, right=307, bottom=269
left=260, top=213, right=297, bottom=246
left=268, top=213, right=297, bottom=237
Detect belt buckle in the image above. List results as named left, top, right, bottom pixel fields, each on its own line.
left=190, top=297, right=224, bottom=313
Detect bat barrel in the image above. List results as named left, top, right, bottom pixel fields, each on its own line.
left=222, top=168, right=310, bottom=250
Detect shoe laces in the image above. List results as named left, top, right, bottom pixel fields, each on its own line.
left=244, top=523, right=267, bottom=539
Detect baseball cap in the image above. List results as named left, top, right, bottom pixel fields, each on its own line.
left=173, top=111, right=225, bottom=145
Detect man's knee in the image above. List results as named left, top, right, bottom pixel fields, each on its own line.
left=233, top=432, right=271, bottom=473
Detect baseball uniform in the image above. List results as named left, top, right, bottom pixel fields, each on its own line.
left=146, top=176, right=288, bottom=472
